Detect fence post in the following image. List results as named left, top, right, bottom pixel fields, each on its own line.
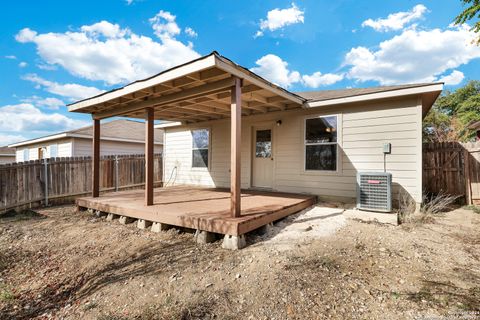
left=44, top=157, right=49, bottom=206
left=115, top=155, right=119, bottom=192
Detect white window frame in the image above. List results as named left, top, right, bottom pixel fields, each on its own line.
left=191, top=128, right=210, bottom=169
left=23, top=149, right=29, bottom=162
left=304, top=114, right=339, bottom=173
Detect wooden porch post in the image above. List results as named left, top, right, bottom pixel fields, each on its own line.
left=230, top=78, right=242, bottom=217
left=145, top=107, right=154, bottom=206
left=92, top=118, right=100, bottom=198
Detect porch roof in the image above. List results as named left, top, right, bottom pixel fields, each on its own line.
left=67, top=51, right=305, bottom=123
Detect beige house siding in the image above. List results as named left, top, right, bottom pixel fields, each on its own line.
left=73, top=138, right=163, bottom=156
left=15, top=138, right=73, bottom=162
left=15, top=138, right=163, bottom=161
left=164, top=96, right=423, bottom=204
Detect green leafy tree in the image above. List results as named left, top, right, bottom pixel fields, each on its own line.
left=455, top=0, right=480, bottom=44
left=423, top=81, right=480, bottom=142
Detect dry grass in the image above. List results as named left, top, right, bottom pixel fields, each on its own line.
left=398, top=191, right=459, bottom=225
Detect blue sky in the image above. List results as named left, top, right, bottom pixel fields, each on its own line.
left=1, top=0, right=479, bottom=145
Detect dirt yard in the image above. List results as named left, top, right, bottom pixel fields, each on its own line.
left=0, top=204, right=479, bottom=319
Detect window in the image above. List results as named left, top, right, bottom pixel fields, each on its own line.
left=255, top=129, right=272, bottom=158
left=23, top=149, right=29, bottom=162
left=192, top=129, right=209, bottom=168
left=305, top=115, right=338, bottom=171
left=49, top=144, right=58, bottom=158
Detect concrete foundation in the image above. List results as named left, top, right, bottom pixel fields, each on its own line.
left=94, top=210, right=107, bottom=218
left=106, top=213, right=119, bottom=221
left=151, top=222, right=170, bottom=232
left=137, top=219, right=153, bottom=229
left=222, top=234, right=247, bottom=250
left=119, top=216, right=136, bottom=225
left=195, top=230, right=216, bottom=244
left=256, top=223, right=274, bottom=235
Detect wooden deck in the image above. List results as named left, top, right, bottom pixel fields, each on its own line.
left=76, top=186, right=316, bottom=236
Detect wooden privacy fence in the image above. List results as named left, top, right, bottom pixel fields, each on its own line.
left=423, top=142, right=480, bottom=204
left=0, top=154, right=162, bottom=212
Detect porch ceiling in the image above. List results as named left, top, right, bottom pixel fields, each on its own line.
left=67, top=52, right=306, bottom=123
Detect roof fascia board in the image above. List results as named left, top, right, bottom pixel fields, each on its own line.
left=68, top=54, right=217, bottom=112
left=154, top=121, right=183, bottom=128
left=8, top=133, right=69, bottom=147
left=306, top=84, right=443, bottom=108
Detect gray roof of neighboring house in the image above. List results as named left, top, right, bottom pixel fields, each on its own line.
left=295, top=83, right=441, bottom=102
left=0, top=146, right=15, bottom=156
left=8, top=119, right=164, bottom=147
left=71, top=119, right=164, bottom=143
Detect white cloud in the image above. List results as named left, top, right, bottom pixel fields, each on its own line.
left=15, top=28, right=37, bottom=43
left=0, top=133, right=28, bottom=146
left=80, top=20, right=129, bottom=38
left=149, top=10, right=181, bottom=39
left=251, top=54, right=342, bottom=89
left=256, top=3, right=304, bottom=37
left=185, top=27, right=197, bottom=38
left=302, top=72, right=344, bottom=88
left=251, top=54, right=300, bottom=88
left=0, top=103, right=88, bottom=134
left=21, top=96, right=65, bottom=110
left=438, top=70, right=464, bottom=85
left=18, top=61, right=27, bottom=68
left=344, top=24, right=480, bottom=85
left=23, top=74, right=104, bottom=101
left=5, top=55, right=17, bottom=60
left=15, top=14, right=200, bottom=85
left=362, top=4, right=427, bottom=32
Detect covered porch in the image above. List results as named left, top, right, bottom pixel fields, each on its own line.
left=69, top=52, right=311, bottom=248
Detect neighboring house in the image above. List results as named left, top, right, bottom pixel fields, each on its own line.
left=468, top=120, right=480, bottom=141
left=0, top=146, right=15, bottom=164
left=67, top=52, right=442, bottom=209
left=9, top=119, right=163, bottom=162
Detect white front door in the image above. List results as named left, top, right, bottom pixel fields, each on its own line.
left=252, top=126, right=274, bottom=189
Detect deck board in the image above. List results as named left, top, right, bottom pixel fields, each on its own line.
left=76, top=186, right=316, bottom=235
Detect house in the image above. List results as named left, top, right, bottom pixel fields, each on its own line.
left=67, top=52, right=442, bottom=249
left=8, top=119, right=164, bottom=162
left=0, top=146, right=15, bottom=164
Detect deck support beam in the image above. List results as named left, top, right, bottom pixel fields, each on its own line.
left=230, top=78, right=242, bottom=217
left=92, top=118, right=100, bottom=198
left=145, top=107, right=154, bottom=206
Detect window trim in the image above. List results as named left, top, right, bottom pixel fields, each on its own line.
left=191, top=128, right=211, bottom=169
left=303, top=114, right=340, bottom=173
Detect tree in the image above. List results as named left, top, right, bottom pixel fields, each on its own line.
left=423, top=80, right=480, bottom=142
left=455, top=0, right=480, bottom=44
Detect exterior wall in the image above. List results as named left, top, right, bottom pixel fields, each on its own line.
left=0, top=156, right=15, bottom=164
left=72, top=138, right=163, bottom=156
left=15, top=138, right=73, bottom=162
left=164, top=96, right=423, bottom=204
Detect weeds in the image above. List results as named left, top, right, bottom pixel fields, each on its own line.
left=0, top=284, right=14, bottom=302
left=421, top=192, right=459, bottom=216
left=399, top=191, right=459, bottom=225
